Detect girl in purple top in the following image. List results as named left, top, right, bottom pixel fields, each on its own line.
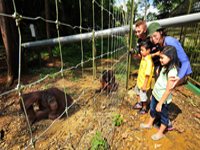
left=147, top=22, right=192, bottom=88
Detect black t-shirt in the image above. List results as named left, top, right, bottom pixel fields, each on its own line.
left=150, top=43, right=162, bottom=67
left=137, top=39, right=162, bottom=66
left=136, top=38, right=142, bottom=49
left=135, top=38, right=142, bottom=55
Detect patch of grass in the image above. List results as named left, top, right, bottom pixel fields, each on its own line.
left=65, top=89, right=76, bottom=97
left=186, top=97, right=199, bottom=107
left=29, top=67, right=60, bottom=78
left=69, top=71, right=80, bottom=82
left=115, top=74, right=126, bottom=80
left=42, top=82, right=52, bottom=90
left=90, top=132, right=109, bottom=150
left=111, top=113, right=123, bottom=127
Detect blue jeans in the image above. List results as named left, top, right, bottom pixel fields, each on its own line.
left=150, top=95, right=170, bottom=126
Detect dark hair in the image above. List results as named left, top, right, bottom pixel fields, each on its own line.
left=160, top=46, right=179, bottom=75
left=158, top=29, right=167, bottom=49
left=140, top=39, right=153, bottom=50
left=157, top=29, right=167, bottom=37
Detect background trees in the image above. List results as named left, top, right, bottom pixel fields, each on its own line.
left=0, top=0, right=20, bottom=87
left=0, top=0, right=192, bottom=87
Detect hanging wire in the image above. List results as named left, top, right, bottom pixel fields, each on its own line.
left=80, top=57, right=128, bottom=149
left=0, top=44, right=126, bottom=98
left=80, top=63, right=127, bottom=149
left=54, top=0, right=73, bottom=148
left=107, top=0, right=111, bottom=71
left=11, top=0, right=35, bottom=149
left=101, top=0, right=103, bottom=72
left=79, top=0, right=86, bottom=107
left=0, top=1, right=128, bottom=149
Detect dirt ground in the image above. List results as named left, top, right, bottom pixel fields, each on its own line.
left=0, top=58, right=200, bottom=150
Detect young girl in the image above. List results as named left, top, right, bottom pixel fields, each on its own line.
left=140, top=46, right=179, bottom=141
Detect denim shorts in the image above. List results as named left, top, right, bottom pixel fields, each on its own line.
left=150, top=95, right=170, bottom=126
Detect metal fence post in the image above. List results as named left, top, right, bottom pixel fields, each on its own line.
left=92, top=30, right=97, bottom=81
left=126, top=0, right=135, bottom=90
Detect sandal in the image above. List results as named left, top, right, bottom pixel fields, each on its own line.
left=154, top=119, right=173, bottom=131
left=137, top=108, right=148, bottom=115
left=151, top=134, right=164, bottom=141
left=140, top=123, right=153, bottom=129
left=133, top=102, right=142, bottom=109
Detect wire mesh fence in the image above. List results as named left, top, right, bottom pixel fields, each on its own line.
left=0, top=0, right=200, bottom=149
left=0, top=0, right=132, bottom=149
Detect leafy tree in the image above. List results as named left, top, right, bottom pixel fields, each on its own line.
left=137, top=0, right=151, bottom=21
left=147, top=12, right=157, bottom=21
left=153, top=0, right=185, bottom=14
left=126, top=0, right=139, bottom=24
left=0, top=0, right=120, bottom=87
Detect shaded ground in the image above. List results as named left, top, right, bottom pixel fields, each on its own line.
left=0, top=57, right=200, bottom=150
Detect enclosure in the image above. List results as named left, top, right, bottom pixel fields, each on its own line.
left=0, top=0, right=200, bottom=150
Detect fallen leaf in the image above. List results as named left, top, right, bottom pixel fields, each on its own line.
left=195, top=113, right=200, bottom=118
left=155, top=144, right=162, bottom=149
left=177, top=127, right=185, bottom=133
left=122, top=132, right=128, bottom=139
left=107, top=112, right=111, bottom=118
left=127, top=137, right=134, bottom=142
left=194, top=117, right=200, bottom=124
left=135, top=136, right=141, bottom=141
left=194, top=134, right=200, bottom=140
left=123, top=119, right=127, bottom=123
left=101, top=105, right=106, bottom=109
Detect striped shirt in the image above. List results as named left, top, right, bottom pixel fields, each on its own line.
left=152, top=66, right=178, bottom=104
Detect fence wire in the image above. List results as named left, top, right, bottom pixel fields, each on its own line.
left=0, top=0, right=130, bottom=149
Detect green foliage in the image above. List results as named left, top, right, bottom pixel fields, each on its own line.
left=186, top=97, right=199, bottom=107
left=42, top=82, right=52, bottom=90
left=153, top=0, right=185, bottom=14
left=29, top=67, right=60, bottom=78
left=90, top=132, right=109, bottom=150
left=70, top=74, right=77, bottom=82
left=68, top=71, right=80, bottom=82
left=49, top=74, right=56, bottom=80
left=183, top=46, right=200, bottom=60
left=50, top=36, right=127, bottom=69
left=147, top=12, right=157, bottom=21
left=111, top=113, right=123, bottom=127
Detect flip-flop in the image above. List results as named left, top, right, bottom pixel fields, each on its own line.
left=140, top=123, right=153, bottom=129
left=151, top=134, right=164, bottom=141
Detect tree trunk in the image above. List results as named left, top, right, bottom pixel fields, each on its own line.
left=45, top=0, right=53, bottom=60
left=144, top=0, right=147, bottom=21
left=0, top=0, right=20, bottom=87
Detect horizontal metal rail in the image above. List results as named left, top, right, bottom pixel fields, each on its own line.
left=22, top=12, right=200, bottom=49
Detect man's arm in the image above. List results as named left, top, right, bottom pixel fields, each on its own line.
left=151, top=51, right=160, bottom=58
left=133, top=53, right=142, bottom=59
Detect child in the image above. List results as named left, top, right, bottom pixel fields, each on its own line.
left=133, top=39, right=154, bottom=114
left=140, top=46, right=179, bottom=141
